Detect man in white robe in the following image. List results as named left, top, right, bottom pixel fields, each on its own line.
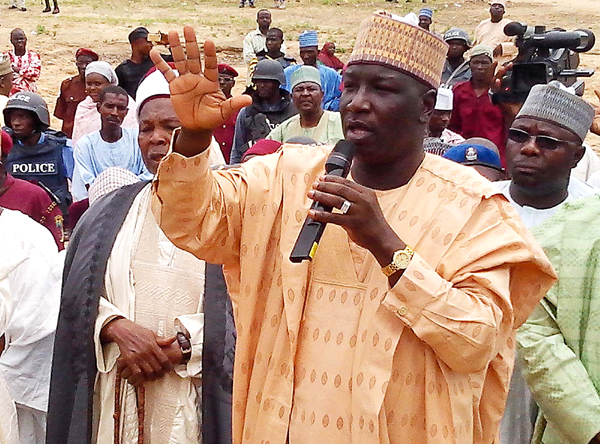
left=0, top=207, right=63, bottom=444
left=46, top=71, right=231, bottom=444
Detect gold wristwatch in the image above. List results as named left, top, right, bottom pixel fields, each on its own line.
left=381, top=245, right=415, bottom=277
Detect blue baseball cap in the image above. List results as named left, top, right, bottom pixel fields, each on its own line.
left=443, top=143, right=503, bottom=171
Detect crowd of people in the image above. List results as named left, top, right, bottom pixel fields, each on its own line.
left=1, top=2, right=600, bottom=444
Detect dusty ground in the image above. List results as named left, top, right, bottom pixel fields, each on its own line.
left=1, top=0, right=599, bottom=146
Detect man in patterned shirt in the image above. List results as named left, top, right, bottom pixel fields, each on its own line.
left=6, top=29, right=41, bottom=96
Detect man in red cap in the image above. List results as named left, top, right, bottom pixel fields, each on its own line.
left=0, top=129, right=64, bottom=248
left=54, top=48, right=99, bottom=138
left=214, top=63, right=240, bottom=162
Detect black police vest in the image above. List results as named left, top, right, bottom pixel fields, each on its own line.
left=6, top=131, right=72, bottom=213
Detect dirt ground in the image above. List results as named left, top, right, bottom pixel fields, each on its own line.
left=1, top=0, right=599, bottom=147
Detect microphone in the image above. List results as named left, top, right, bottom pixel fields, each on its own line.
left=504, top=21, right=527, bottom=38
left=289, top=140, right=355, bottom=263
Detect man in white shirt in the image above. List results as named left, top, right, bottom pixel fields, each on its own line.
left=0, top=207, right=63, bottom=444
left=243, top=9, right=287, bottom=64
left=473, top=0, right=517, bottom=65
left=72, top=85, right=151, bottom=200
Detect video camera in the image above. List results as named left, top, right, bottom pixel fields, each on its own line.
left=492, top=22, right=595, bottom=104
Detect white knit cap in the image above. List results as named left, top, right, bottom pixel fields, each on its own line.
left=516, top=81, right=595, bottom=142
left=88, top=167, right=140, bottom=205
left=136, top=69, right=177, bottom=117
left=85, top=61, right=119, bottom=85
left=435, top=87, right=453, bottom=111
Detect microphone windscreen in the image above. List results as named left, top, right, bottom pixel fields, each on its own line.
left=325, top=140, right=355, bottom=175
left=332, top=139, right=355, bottom=159
left=504, top=21, right=526, bottom=37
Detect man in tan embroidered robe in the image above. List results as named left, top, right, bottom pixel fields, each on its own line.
left=150, top=14, right=556, bottom=444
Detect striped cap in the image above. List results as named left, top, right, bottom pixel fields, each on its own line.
left=419, top=8, right=433, bottom=19
left=348, top=11, right=448, bottom=88
left=299, top=30, right=318, bottom=48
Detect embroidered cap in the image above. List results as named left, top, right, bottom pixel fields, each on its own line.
left=516, top=80, right=595, bottom=142
left=299, top=30, right=318, bottom=48
left=348, top=11, right=448, bottom=89
left=470, top=44, right=494, bottom=61
left=290, top=65, right=322, bottom=90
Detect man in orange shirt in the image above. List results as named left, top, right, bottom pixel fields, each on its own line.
left=150, top=12, right=555, bottom=444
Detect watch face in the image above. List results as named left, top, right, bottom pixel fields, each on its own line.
left=394, top=250, right=412, bottom=269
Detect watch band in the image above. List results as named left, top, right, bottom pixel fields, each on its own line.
left=176, top=332, right=192, bottom=364
left=381, top=245, right=415, bottom=277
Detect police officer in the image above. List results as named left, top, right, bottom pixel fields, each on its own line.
left=230, top=59, right=297, bottom=163
left=4, top=92, right=73, bottom=216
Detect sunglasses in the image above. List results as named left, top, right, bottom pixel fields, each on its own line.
left=507, top=128, right=578, bottom=151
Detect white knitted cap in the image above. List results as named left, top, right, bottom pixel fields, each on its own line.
left=435, top=87, right=453, bottom=111
left=516, top=81, right=595, bottom=142
left=88, top=167, right=140, bottom=205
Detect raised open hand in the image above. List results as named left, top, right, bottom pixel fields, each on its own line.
left=150, top=26, right=252, bottom=132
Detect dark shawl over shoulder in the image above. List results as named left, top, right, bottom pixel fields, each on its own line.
left=46, top=182, right=235, bottom=444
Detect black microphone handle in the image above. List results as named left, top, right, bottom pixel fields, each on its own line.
left=289, top=167, right=345, bottom=263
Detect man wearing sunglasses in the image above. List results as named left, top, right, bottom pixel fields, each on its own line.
left=498, top=81, right=596, bottom=223
left=495, top=80, right=597, bottom=444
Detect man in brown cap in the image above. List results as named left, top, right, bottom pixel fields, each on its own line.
left=213, top=63, right=239, bottom=162
left=54, top=48, right=99, bottom=138
left=150, top=13, right=555, bottom=444
left=0, top=55, right=14, bottom=126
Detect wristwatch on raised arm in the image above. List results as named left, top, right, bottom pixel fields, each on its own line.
left=176, top=332, right=192, bottom=364
left=381, top=245, right=415, bottom=277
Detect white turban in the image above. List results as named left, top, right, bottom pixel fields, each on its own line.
left=85, top=61, right=118, bottom=85
left=135, top=69, right=226, bottom=168
left=136, top=69, right=178, bottom=117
